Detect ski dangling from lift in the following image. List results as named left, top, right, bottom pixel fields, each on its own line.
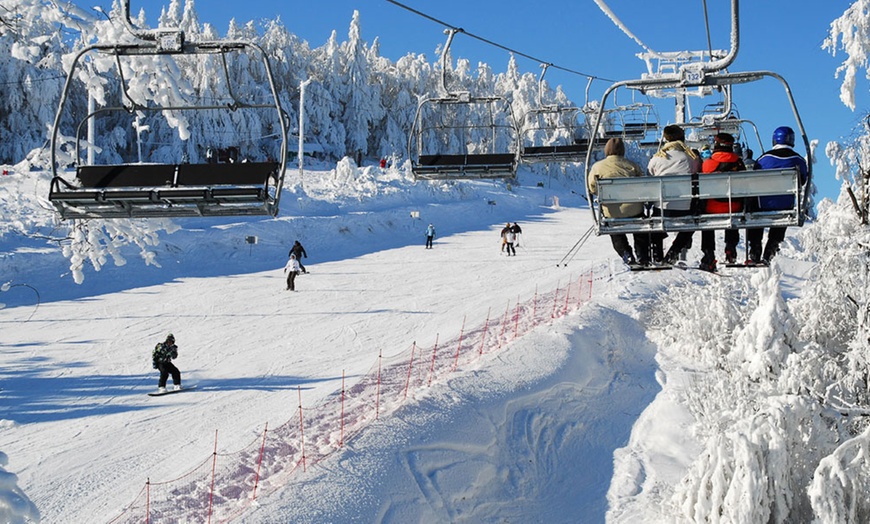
left=670, top=262, right=732, bottom=277
left=627, top=263, right=673, bottom=272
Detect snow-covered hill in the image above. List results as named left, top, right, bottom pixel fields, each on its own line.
left=1, top=161, right=869, bottom=523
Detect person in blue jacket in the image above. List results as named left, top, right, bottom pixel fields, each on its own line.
left=745, top=126, right=808, bottom=264
left=425, top=223, right=436, bottom=249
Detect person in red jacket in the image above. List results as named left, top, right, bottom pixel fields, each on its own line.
left=699, top=133, right=746, bottom=271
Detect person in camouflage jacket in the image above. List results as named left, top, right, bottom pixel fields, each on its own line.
left=152, top=333, right=181, bottom=392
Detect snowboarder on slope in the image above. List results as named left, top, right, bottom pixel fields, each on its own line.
left=152, top=333, right=181, bottom=393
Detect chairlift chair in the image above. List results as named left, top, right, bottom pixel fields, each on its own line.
left=682, top=91, right=762, bottom=151
left=585, top=69, right=812, bottom=236
left=48, top=1, right=289, bottom=220
left=598, top=99, right=661, bottom=152
left=408, top=29, right=519, bottom=180
left=518, top=64, right=587, bottom=164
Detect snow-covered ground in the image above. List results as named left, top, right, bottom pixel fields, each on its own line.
left=0, top=161, right=866, bottom=523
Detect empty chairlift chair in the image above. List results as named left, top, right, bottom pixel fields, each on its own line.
left=48, top=0, right=288, bottom=220
left=408, top=29, right=520, bottom=180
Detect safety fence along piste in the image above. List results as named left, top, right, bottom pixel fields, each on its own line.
left=108, top=269, right=595, bottom=523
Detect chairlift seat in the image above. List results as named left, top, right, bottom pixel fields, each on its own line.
left=49, top=161, right=280, bottom=219
left=521, top=143, right=591, bottom=163
left=622, top=122, right=657, bottom=132
left=415, top=153, right=516, bottom=179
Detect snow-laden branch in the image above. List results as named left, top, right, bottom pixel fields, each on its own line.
left=810, top=424, right=870, bottom=523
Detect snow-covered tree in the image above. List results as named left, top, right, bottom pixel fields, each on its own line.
left=0, top=0, right=68, bottom=163
left=341, top=10, right=382, bottom=163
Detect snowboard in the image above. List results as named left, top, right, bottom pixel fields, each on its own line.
left=148, top=385, right=196, bottom=397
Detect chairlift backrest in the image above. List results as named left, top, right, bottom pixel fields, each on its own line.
left=595, top=168, right=802, bottom=234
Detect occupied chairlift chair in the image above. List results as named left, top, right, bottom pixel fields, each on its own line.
left=48, top=0, right=289, bottom=220
left=409, top=28, right=520, bottom=180
left=585, top=70, right=811, bottom=236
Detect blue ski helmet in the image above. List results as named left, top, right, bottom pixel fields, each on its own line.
left=772, top=126, right=795, bottom=147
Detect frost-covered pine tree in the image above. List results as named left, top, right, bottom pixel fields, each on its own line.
left=341, top=10, right=382, bottom=164
left=0, top=0, right=68, bottom=163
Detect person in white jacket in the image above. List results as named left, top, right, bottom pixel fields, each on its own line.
left=284, top=254, right=301, bottom=291
left=647, top=124, right=701, bottom=264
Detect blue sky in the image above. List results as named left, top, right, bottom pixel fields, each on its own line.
left=124, top=0, right=862, bottom=204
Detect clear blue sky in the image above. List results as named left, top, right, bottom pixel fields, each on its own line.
left=122, top=0, right=861, bottom=204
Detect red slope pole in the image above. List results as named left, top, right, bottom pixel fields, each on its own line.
left=532, top=285, right=538, bottom=326
left=376, top=350, right=382, bottom=420
left=298, top=386, right=306, bottom=472
left=563, top=276, right=572, bottom=316
left=145, top=479, right=150, bottom=524
left=498, top=301, right=510, bottom=347
left=587, top=268, right=594, bottom=300
left=252, top=423, right=268, bottom=501
left=478, top=308, right=491, bottom=356
left=339, top=370, right=346, bottom=448
left=207, top=429, right=218, bottom=524
left=513, top=294, right=520, bottom=339
left=551, top=280, right=561, bottom=318
left=451, top=315, right=466, bottom=372
left=427, top=333, right=439, bottom=387
left=404, top=342, right=416, bottom=400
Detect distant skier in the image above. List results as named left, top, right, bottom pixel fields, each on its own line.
left=288, top=240, right=308, bottom=273
left=284, top=254, right=301, bottom=291
left=500, top=223, right=512, bottom=252
left=503, top=228, right=517, bottom=256
left=152, top=333, right=181, bottom=393
left=425, top=223, right=436, bottom=249
left=510, top=222, right=522, bottom=247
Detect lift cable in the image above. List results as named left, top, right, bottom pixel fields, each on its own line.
left=702, top=0, right=714, bottom=61
left=384, top=0, right=615, bottom=83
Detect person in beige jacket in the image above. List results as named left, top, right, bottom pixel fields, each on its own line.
left=587, top=137, right=649, bottom=265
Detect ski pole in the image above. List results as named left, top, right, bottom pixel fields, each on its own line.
left=557, top=225, right=594, bottom=267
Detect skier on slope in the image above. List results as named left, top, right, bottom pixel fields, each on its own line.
left=288, top=240, right=308, bottom=273
left=284, top=254, right=302, bottom=291
left=500, top=223, right=512, bottom=253
left=425, top=223, right=436, bottom=249
left=510, top=222, right=522, bottom=247
left=152, top=333, right=181, bottom=393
